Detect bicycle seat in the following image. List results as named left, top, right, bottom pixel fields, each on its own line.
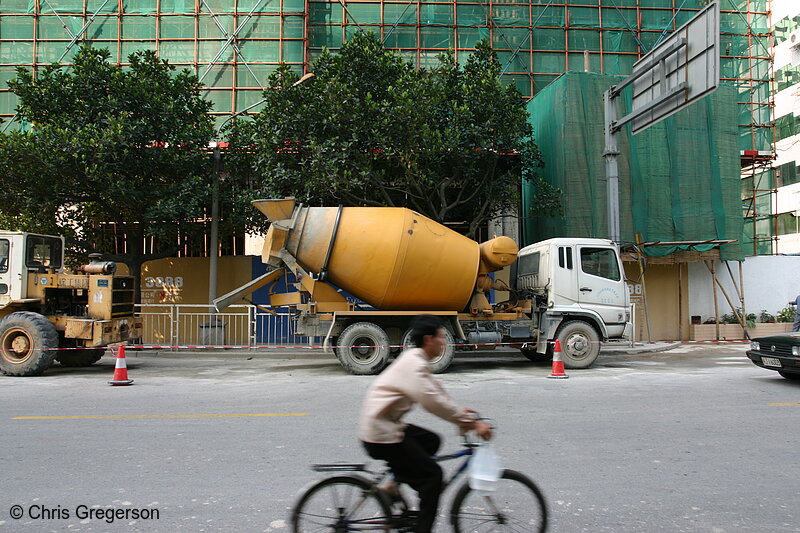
left=311, top=463, right=367, bottom=472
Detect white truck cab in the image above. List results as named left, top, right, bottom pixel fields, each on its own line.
left=516, top=238, right=632, bottom=364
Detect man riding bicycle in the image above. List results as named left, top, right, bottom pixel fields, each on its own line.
left=358, top=315, right=493, bottom=533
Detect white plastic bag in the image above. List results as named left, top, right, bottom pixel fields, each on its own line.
left=469, top=442, right=502, bottom=492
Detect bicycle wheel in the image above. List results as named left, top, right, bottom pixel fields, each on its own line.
left=291, top=475, right=393, bottom=532
left=450, top=469, right=548, bottom=533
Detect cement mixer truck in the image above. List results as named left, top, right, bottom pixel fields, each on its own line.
left=214, top=198, right=631, bottom=374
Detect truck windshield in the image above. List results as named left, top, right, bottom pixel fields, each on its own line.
left=580, top=248, right=620, bottom=281
left=25, top=235, right=63, bottom=269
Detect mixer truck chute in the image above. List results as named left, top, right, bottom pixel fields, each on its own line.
left=214, top=198, right=632, bottom=374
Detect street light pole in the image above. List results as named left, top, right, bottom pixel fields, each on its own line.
left=209, top=145, right=221, bottom=313
left=207, top=71, right=315, bottom=314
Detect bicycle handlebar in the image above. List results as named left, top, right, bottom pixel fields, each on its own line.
left=461, top=414, right=496, bottom=445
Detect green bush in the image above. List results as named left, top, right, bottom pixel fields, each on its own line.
left=776, top=306, right=796, bottom=323
left=721, top=308, right=756, bottom=327
left=758, top=310, right=776, bottom=323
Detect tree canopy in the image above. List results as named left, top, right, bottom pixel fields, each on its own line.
left=227, top=33, right=559, bottom=238
left=0, top=46, right=215, bottom=299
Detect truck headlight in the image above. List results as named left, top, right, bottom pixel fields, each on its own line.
left=750, top=341, right=760, bottom=351
left=793, top=346, right=799, bottom=356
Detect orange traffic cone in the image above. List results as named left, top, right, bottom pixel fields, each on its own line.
left=108, top=345, right=134, bottom=386
left=548, top=339, right=569, bottom=379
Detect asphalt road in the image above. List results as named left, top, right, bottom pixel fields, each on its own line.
left=1, top=344, right=798, bottom=532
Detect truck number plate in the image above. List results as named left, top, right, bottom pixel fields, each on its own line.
left=761, top=356, right=781, bottom=368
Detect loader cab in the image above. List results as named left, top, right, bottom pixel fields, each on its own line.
left=23, top=234, right=63, bottom=271
left=0, top=232, right=64, bottom=308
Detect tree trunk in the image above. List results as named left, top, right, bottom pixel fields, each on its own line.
left=124, top=229, right=146, bottom=304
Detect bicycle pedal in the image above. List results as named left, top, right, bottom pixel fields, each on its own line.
left=395, top=509, right=419, bottom=531
left=400, top=509, right=419, bottom=520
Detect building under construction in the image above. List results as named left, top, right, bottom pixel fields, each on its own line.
left=0, top=1, right=775, bottom=248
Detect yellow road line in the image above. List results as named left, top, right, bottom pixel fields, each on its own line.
left=767, top=403, right=800, bottom=406
left=13, top=413, right=308, bottom=420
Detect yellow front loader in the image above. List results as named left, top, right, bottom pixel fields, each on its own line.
left=0, top=231, right=142, bottom=376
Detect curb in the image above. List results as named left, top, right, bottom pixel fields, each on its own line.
left=600, top=341, right=682, bottom=356
left=125, top=348, right=325, bottom=360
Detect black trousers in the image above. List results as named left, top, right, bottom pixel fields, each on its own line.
left=362, top=425, right=443, bottom=533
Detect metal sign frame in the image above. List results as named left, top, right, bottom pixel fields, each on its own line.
left=603, top=1, right=720, bottom=243
left=629, top=1, right=720, bottom=134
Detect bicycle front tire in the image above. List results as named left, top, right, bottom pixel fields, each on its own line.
left=290, top=474, right=393, bottom=533
left=450, top=468, right=548, bottom=533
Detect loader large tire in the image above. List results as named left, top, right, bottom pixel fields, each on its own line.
left=57, top=348, right=105, bottom=367
left=0, top=312, right=59, bottom=376
left=335, top=322, right=391, bottom=375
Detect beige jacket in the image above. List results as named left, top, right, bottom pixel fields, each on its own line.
left=358, top=347, right=470, bottom=443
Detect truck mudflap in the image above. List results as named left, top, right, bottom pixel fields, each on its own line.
left=65, top=317, right=143, bottom=346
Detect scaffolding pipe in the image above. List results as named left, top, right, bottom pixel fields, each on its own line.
left=706, top=261, right=748, bottom=338
left=710, top=260, right=720, bottom=340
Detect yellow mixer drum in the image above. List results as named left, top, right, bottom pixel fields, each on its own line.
left=262, top=203, right=481, bottom=311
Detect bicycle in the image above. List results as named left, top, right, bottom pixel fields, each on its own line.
left=289, top=427, right=548, bottom=532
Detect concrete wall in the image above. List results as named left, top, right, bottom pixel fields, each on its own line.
left=140, top=256, right=254, bottom=305
left=687, top=256, right=800, bottom=322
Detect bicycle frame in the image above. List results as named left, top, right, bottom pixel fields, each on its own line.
left=309, top=442, right=477, bottom=511
left=432, top=444, right=475, bottom=491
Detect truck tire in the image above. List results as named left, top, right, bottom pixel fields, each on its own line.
left=400, top=327, right=456, bottom=374
left=520, top=347, right=550, bottom=362
left=57, top=348, right=105, bottom=367
left=0, top=312, right=60, bottom=376
left=336, top=322, right=391, bottom=375
left=555, top=320, right=600, bottom=369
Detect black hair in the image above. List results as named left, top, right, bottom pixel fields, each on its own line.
left=409, top=314, right=443, bottom=348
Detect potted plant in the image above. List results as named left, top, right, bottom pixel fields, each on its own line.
left=759, top=310, right=776, bottom=323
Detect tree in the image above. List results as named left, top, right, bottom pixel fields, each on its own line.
left=0, top=46, right=214, bottom=301
left=227, top=33, right=559, bottom=238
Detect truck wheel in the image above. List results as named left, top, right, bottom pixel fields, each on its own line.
left=57, top=348, right=105, bottom=367
left=0, top=312, right=59, bottom=376
left=400, top=327, right=455, bottom=374
left=555, top=320, right=600, bottom=369
left=336, top=322, right=391, bottom=375
left=520, top=347, right=549, bottom=362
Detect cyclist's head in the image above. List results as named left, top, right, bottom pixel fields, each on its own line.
left=409, top=315, right=443, bottom=348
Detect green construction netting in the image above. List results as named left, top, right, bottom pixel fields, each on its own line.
left=0, top=1, right=773, bottom=147
left=522, top=72, right=744, bottom=261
